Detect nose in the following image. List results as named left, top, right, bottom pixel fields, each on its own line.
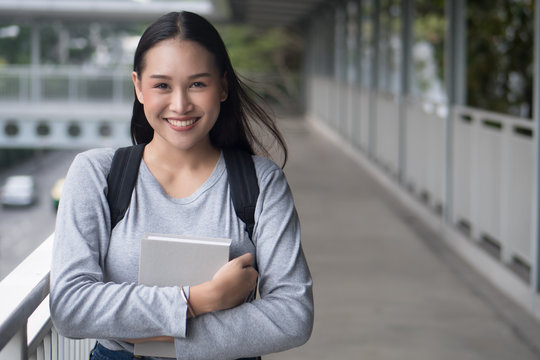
left=170, top=88, right=193, bottom=114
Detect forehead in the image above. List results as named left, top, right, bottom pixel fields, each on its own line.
left=142, top=38, right=218, bottom=76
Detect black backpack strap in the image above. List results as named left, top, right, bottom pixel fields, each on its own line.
left=223, top=149, right=261, bottom=345
left=106, top=144, right=145, bottom=230
left=223, top=149, right=259, bottom=243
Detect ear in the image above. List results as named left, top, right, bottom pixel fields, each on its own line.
left=132, top=71, right=144, bottom=104
left=220, top=72, right=228, bottom=102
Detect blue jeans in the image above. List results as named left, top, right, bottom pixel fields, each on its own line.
left=89, top=342, right=261, bottom=360
left=89, top=343, right=149, bottom=360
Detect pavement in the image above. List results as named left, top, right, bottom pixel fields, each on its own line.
left=265, top=116, right=540, bottom=360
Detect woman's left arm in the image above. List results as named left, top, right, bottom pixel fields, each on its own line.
left=174, top=165, right=314, bottom=360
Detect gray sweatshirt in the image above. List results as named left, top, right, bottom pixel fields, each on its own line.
left=49, top=148, right=313, bottom=360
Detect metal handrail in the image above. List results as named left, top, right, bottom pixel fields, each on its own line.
left=0, top=274, right=49, bottom=351
left=0, top=235, right=53, bottom=355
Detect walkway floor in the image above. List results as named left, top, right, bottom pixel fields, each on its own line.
left=266, top=117, right=540, bottom=360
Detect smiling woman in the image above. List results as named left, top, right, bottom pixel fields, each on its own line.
left=132, top=39, right=227, bottom=156
left=50, top=11, right=313, bottom=360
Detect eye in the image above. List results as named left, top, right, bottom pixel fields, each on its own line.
left=191, top=81, right=206, bottom=88
left=154, top=83, right=169, bottom=89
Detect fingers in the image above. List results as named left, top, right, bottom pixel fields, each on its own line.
left=235, top=253, right=258, bottom=289
left=247, top=268, right=258, bottom=288
left=235, top=252, right=254, bottom=268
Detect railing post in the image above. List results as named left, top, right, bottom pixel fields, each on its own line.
left=531, top=0, right=540, bottom=300
left=30, top=24, right=41, bottom=102
left=369, top=0, right=380, bottom=160
left=399, top=0, right=413, bottom=185
left=443, top=0, right=466, bottom=226
left=0, top=326, right=28, bottom=360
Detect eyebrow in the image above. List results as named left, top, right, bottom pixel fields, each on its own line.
left=149, top=73, right=212, bottom=80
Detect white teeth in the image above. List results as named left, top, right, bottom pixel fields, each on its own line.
left=167, top=118, right=197, bottom=127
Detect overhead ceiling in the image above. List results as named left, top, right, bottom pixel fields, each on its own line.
left=0, top=0, right=329, bottom=28
left=0, top=0, right=226, bottom=23
left=227, top=0, right=327, bottom=27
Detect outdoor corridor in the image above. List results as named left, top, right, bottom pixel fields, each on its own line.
left=267, top=116, right=540, bottom=360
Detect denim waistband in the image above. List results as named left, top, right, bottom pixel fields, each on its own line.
left=90, top=342, right=150, bottom=360
left=91, top=341, right=261, bottom=360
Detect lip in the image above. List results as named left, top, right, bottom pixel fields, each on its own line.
left=164, top=116, right=201, bottom=131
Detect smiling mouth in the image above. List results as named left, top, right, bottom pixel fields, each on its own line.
left=166, top=117, right=199, bottom=127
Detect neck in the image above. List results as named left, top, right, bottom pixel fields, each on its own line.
left=143, top=137, right=220, bottom=172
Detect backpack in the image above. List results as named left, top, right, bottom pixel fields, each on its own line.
left=106, top=143, right=259, bottom=241
left=106, top=144, right=261, bottom=360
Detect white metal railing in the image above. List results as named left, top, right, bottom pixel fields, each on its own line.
left=0, top=65, right=133, bottom=104
left=0, top=235, right=94, bottom=360
left=375, top=91, right=400, bottom=177
left=452, top=105, right=534, bottom=266
left=404, top=97, right=447, bottom=209
left=309, top=74, right=535, bottom=268
left=308, top=74, right=536, bottom=294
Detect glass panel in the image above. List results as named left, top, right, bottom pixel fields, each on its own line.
left=346, top=1, right=359, bottom=85
left=0, top=73, right=20, bottom=99
left=411, top=0, right=446, bottom=103
left=378, top=0, right=402, bottom=94
left=334, top=6, right=347, bottom=81
left=360, top=0, right=374, bottom=88
left=42, top=76, right=69, bottom=99
left=79, top=76, right=114, bottom=101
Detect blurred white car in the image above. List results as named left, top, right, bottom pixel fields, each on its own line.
left=1, top=175, right=37, bottom=206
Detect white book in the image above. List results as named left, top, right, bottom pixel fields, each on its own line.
left=134, top=233, right=231, bottom=358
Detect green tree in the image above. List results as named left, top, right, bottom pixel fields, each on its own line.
left=467, top=0, right=533, bottom=118
left=0, top=24, right=31, bottom=65
left=218, top=25, right=302, bottom=110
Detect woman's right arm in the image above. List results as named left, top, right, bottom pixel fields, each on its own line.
left=49, top=151, right=189, bottom=341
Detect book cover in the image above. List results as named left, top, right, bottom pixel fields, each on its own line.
left=134, top=233, right=231, bottom=358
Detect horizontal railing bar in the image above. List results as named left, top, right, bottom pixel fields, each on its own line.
left=0, top=276, right=49, bottom=352
left=0, top=236, right=53, bottom=352
left=454, top=104, right=533, bottom=129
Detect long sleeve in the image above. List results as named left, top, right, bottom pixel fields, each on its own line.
left=49, top=150, right=188, bottom=341
left=174, top=164, right=314, bottom=359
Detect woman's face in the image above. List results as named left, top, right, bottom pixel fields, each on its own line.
left=132, top=38, right=227, bottom=152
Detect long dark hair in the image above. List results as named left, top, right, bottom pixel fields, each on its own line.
left=131, top=11, right=288, bottom=166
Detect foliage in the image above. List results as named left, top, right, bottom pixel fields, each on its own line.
left=467, top=0, right=533, bottom=117
left=0, top=21, right=143, bottom=66
left=217, top=24, right=302, bottom=109
left=0, top=24, right=31, bottom=65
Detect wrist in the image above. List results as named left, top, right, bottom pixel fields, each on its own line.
left=188, top=281, right=220, bottom=315
left=180, top=287, right=196, bottom=318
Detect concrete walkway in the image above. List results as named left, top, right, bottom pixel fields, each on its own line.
left=266, top=117, right=540, bottom=360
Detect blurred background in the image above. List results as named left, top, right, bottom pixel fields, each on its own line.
left=0, top=0, right=306, bottom=279
left=1, top=0, right=540, bottom=359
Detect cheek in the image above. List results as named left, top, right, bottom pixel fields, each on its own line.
left=142, top=93, right=166, bottom=113
left=202, top=92, right=223, bottom=111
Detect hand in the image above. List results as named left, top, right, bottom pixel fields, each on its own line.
left=211, top=253, right=258, bottom=310
left=189, top=253, right=258, bottom=315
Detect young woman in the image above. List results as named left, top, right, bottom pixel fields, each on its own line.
left=50, top=11, right=313, bottom=360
